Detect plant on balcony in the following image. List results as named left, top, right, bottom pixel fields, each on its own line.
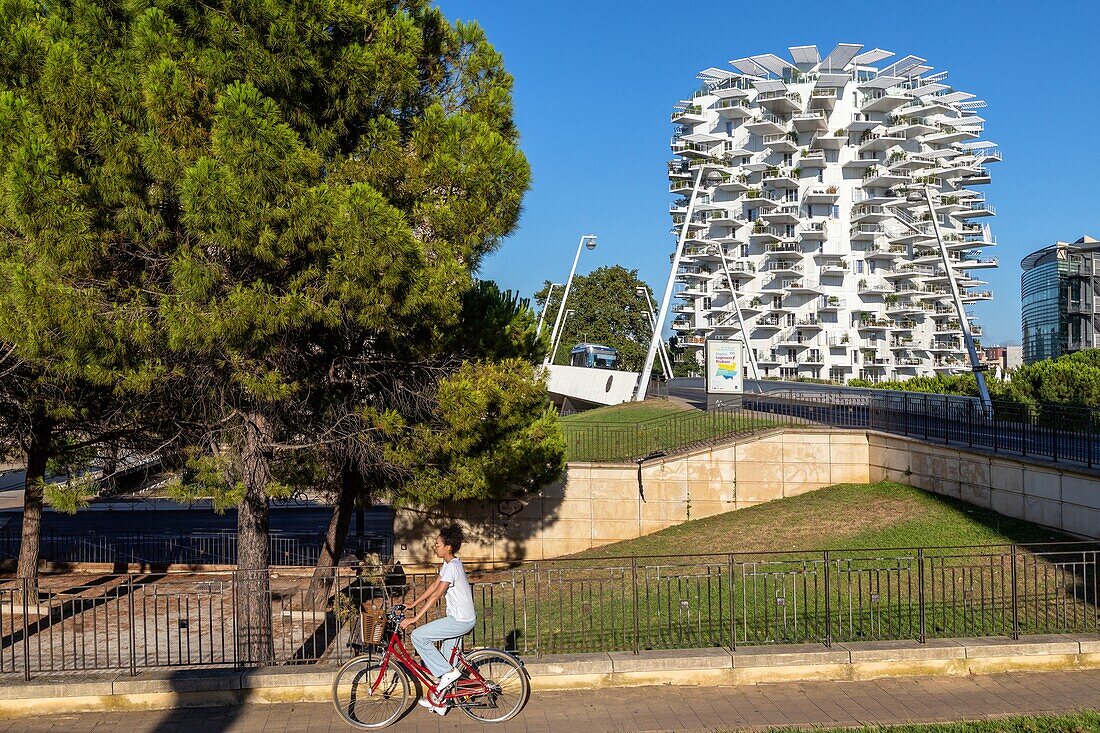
left=745, top=188, right=762, bottom=198
left=841, top=334, right=850, bottom=343
left=750, top=296, right=762, bottom=308
left=828, top=296, right=840, bottom=305
left=826, top=185, right=838, bottom=194
left=753, top=219, right=767, bottom=233
left=792, top=167, right=801, bottom=178
left=858, top=279, right=868, bottom=289
left=885, top=294, right=898, bottom=305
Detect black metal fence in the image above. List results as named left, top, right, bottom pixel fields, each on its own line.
left=1, top=543, right=1096, bottom=677
left=746, top=391, right=1100, bottom=468
left=563, top=391, right=1100, bottom=467
left=0, top=529, right=392, bottom=567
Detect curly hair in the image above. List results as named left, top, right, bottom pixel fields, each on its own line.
left=438, top=524, right=465, bottom=554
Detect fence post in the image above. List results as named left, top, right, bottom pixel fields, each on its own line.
left=533, top=561, right=541, bottom=659
left=923, top=394, right=929, bottom=440
left=993, top=405, right=999, bottom=453
left=1010, top=544, right=1020, bottom=641
left=967, top=400, right=974, bottom=448
left=21, top=579, right=30, bottom=681
left=917, top=548, right=926, bottom=644
left=823, top=550, right=832, bottom=648
left=1089, top=414, right=1094, bottom=469
left=630, top=557, right=640, bottom=655
left=1051, top=413, right=1059, bottom=463
left=231, top=570, right=239, bottom=667
left=727, top=554, right=736, bottom=651
left=128, top=575, right=137, bottom=676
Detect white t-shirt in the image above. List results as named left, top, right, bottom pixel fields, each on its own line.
left=439, top=557, right=476, bottom=623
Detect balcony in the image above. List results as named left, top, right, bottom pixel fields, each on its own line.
left=745, top=113, right=788, bottom=136
left=858, top=130, right=905, bottom=153
left=810, top=87, right=839, bottom=109
left=671, top=105, right=707, bottom=124
left=751, top=225, right=786, bottom=242
left=818, top=259, right=848, bottom=276
left=798, top=148, right=827, bottom=168
left=798, top=221, right=829, bottom=241
left=956, top=202, right=996, bottom=219
left=762, top=167, right=800, bottom=188
left=960, top=290, right=993, bottom=302
left=765, top=241, right=802, bottom=254
left=792, top=110, right=828, bottom=133
left=818, top=296, right=846, bottom=311
left=851, top=204, right=890, bottom=223
left=851, top=224, right=886, bottom=240
left=826, top=333, right=852, bottom=347
left=802, top=186, right=839, bottom=205
left=757, top=90, right=803, bottom=114
left=786, top=278, right=823, bottom=294
left=861, top=168, right=911, bottom=189
left=762, top=132, right=799, bottom=153
left=860, top=89, right=910, bottom=113
left=670, top=140, right=715, bottom=158
left=763, top=206, right=800, bottom=226
left=763, top=260, right=803, bottom=276
left=756, top=315, right=784, bottom=329
left=857, top=279, right=895, bottom=295
left=715, top=98, right=752, bottom=119
left=1067, top=298, right=1100, bottom=315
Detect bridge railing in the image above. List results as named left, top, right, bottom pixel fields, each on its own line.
left=564, top=391, right=1099, bottom=468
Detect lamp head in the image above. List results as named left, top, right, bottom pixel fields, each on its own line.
left=704, top=170, right=725, bottom=187
left=583, top=235, right=597, bottom=250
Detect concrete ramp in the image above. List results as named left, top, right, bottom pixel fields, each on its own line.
left=545, top=365, right=640, bottom=408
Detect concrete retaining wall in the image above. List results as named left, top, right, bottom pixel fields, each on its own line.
left=394, top=429, right=1100, bottom=565
left=867, top=433, right=1100, bottom=540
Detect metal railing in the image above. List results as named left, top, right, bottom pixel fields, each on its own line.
left=744, top=391, right=1100, bottom=469
left=0, top=529, right=392, bottom=567
left=563, top=389, right=1100, bottom=469
left=0, top=544, right=1095, bottom=676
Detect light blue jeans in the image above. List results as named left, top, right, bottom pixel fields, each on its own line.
left=410, top=616, right=476, bottom=678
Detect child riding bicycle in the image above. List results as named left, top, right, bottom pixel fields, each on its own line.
left=399, top=525, right=476, bottom=717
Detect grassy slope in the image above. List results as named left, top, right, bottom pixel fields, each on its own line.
left=571, top=481, right=1072, bottom=560
left=559, top=398, right=689, bottom=424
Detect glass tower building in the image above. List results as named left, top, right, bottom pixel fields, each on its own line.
left=1020, top=236, right=1100, bottom=363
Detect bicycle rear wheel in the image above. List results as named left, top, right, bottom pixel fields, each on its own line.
left=331, top=656, right=410, bottom=729
left=457, top=648, right=530, bottom=723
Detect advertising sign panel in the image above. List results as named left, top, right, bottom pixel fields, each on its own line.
left=705, top=339, right=745, bottom=395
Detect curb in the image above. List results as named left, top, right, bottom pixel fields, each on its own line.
left=1, top=634, right=1098, bottom=718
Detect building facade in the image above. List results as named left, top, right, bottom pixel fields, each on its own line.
left=1020, top=236, right=1100, bottom=363
left=668, top=44, right=998, bottom=382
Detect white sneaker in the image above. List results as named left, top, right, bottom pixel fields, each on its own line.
left=436, top=667, right=462, bottom=691
left=417, top=697, right=448, bottom=716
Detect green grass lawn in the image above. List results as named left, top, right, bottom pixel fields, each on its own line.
left=559, top=398, right=689, bottom=424
left=570, top=481, right=1073, bottom=561
left=467, top=483, right=1090, bottom=656
left=744, top=712, right=1100, bottom=733
left=561, top=398, right=782, bottom=462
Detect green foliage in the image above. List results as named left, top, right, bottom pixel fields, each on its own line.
left=535, top=266, right=657, bottom=372
left=0, top=0, right=564, bottom=581
left=381, top=358, right=564, bottom=505
left=849, top=349, right=1100, bottom=410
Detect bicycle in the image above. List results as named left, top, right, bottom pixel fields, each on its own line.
left=331, top=603, right=530, bottom=729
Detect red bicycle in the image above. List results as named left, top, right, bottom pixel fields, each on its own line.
left=331, top=603, right=530, bottom=728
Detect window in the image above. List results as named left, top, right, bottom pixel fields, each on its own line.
left=831, top=205, right=840, bottom=219
left=782, top=153, right=793, bottom=166
left=856, top=260, right=865, bottom=274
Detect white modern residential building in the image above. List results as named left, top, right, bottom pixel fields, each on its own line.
left=668, top=44, right=998, bottom=382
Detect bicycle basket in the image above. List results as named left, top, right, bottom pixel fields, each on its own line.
left=360, top=605, right=388, bottom=645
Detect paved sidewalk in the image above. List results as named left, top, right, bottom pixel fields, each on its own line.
left=4, top=669, right=1100, bottom=732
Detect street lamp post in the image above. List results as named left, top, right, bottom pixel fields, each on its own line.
left=636, top=166, right=724, bottom=400
left=636, top=286, right=674, bottom=379
left=545, top=235, right=597, bottom=366
left=536, top=282, right=563, bottom=336
left=551, top=310, right=575, bottom=364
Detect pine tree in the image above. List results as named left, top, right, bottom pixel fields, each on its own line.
left=0, top=0, right=558, bottom=659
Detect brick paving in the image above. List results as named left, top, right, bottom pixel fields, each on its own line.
left=3, top=669, right=1100, bottom=732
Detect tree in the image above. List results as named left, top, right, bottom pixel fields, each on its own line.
left=0, top=0, right=560, bottom=661
left=535, top=266, right=658, bottom=371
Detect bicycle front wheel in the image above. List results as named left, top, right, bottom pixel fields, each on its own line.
left=457, top=648, right=530, bottom=723
left=332, top=656, right=410, bottom=729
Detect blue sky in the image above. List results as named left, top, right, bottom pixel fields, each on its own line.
left=437, top=0, right=1099, bottom=346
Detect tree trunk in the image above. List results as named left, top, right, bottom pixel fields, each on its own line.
left=311, top=460, right=360, bottom=593
left=235, top=411, right=273, bottom=664
left=17, top=408, right=52, bottom=603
